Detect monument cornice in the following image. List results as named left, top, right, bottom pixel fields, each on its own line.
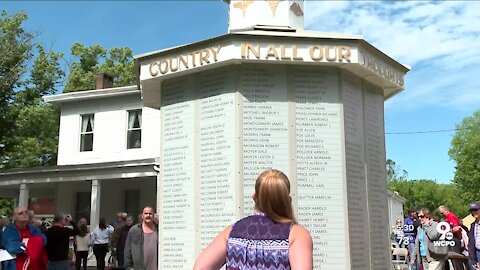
left=136, top=30, right=410, bottom=101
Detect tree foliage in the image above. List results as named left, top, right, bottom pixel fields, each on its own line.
left=386, top=158, right=469, bottom=218
left=386, top=158, right=408, bottom=182
left=388, top=178, right=468, bottom=218
left=0, top=10, right=137, bottom=215
left=0, top=10, right=33, bottom=163
left=0, top=198, right=14, bottom=217
left=64, top=42, right=135, bottom=92
left=0, top=10, right=64, bottom=214
left=449, top=109, right=480, bottom=203
left=0, top=11, right=64, bottom=169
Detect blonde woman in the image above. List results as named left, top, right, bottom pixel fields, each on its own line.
left=193, top=169, right=313, bottom=270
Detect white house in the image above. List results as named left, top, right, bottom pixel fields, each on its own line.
left=387, top=189, right=407, bottom=229
left=0, top=74, right=160, bottom=227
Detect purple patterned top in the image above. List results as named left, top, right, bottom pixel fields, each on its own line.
left=226, top=213, right=292, bottom=270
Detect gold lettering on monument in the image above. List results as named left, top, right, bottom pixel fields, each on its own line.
left=232, top=0, right=285, bottom=18
left=359, top=49, right=405, bottom=86
left=149, top=43, right=355, bottom=78
left=241, top=43, right=260, bottom=59
left=240, top=43, right=351, bottom=63
left=268, top=0, right=282, bottom=16
left=149, top=47, right=221, bottom=77
left=233, top=0, right=253, bottom=17
left=266, top=45, right=280, bottom=59
left=309, top=46, right=324, bottom=61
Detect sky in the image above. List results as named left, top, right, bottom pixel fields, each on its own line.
left=2, top=1, right=479, bottom=183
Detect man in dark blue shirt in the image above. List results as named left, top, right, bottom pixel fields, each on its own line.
left=404, top=208, right=420, bottom=270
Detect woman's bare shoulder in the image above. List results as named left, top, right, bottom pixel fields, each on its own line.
left=289, top=224, right=312, bottom=244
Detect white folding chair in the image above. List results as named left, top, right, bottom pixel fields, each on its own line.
left=391, top=241, right=400, bottom=249
left=392, top=247, right=409, bottom=270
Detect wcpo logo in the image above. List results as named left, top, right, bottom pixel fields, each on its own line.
left=433, top=222, right=455, bottom=247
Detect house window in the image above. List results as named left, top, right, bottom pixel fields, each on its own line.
left=80, top=114, right=94, bottom=152
left=127, top=109, right=142, bottom=149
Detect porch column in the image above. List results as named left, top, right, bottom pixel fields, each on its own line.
left=90, top=180, right=101, bottom=228
left=18, top=184, right=29, bottom=208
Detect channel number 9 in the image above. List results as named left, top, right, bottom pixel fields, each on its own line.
left=437, top=222, right=454, bottom=241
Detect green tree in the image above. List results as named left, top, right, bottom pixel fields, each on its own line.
left=0, top=10, right=64, bottom=214
left=64, top=42, right=135, bottom=92
left=4, top=45, right=64, bottom=168
left=449, top=109, right=480, bottom=203
left=388, top=179, right=468, bottom=218
left=0, top=10, right=34, bottom=164
left=386, top=158, right=408, bottom=182
left=0, top=198, right=14, bottom=217
left=1, top=11, right=63, bottom=169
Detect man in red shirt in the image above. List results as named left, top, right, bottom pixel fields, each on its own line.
left=438, top=203, right=465, bottom=265
left=439, top=205, right=461, bottom=237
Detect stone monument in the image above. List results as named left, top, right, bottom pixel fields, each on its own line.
left=135, top=1, right=410, bottom=269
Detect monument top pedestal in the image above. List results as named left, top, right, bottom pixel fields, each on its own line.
left=224, top=0, right=304, bottom=32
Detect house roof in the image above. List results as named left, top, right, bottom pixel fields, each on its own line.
left=388, top=189, right=407, bottom=203
left=43, top=85, right=139, bottom=104
left=0, top=158, right=157, bottom=186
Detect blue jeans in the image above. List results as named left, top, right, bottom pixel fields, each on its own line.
left=47, top=260, right=69, bottom=270
left=407, top=242, right=417, bottom=270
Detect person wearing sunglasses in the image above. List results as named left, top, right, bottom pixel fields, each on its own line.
left=467, top=202, right=480, bottom=270
left=411, top=208, right=448, bottom=270
left=2, top=207, right=47, bottom=270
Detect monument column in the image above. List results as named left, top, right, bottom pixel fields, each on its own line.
left=18, top=183, right=29, bottom=208
left=90, top=180, right=101, bottom=228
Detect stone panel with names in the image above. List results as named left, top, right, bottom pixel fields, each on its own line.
left=364, top=86, right=390, bottom=269
left=293, top=67, right=347, bottom=269
left=198, top=69, right=237, bottom=248
left=160, top=77, right=196, bottom=269
left=241, top=64, right=290, bottom=215
left=342, top=72, right=370, bottom=269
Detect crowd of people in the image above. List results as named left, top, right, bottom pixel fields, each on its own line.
left=0, top=169, right=314, bottom=270
left=392, top=203, right=480, bottom=270
left=0, top=206, right=159, bottom=270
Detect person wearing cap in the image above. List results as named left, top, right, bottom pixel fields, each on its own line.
left=467, top=202, right=480, bottom=269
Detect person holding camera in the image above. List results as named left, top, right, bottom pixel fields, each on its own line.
left=45, top=213, right=80, bottom=270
